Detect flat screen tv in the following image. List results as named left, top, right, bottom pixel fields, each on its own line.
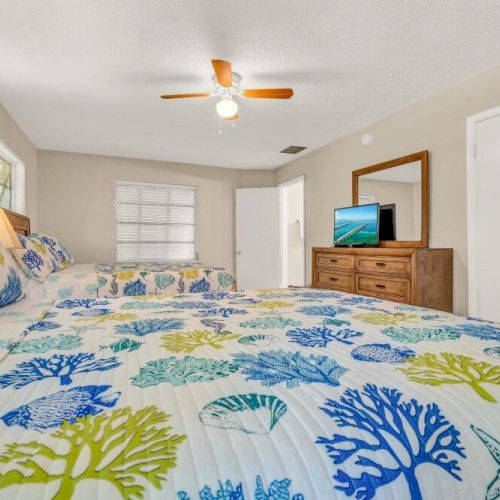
left=334, top=203, right=379, bottom=246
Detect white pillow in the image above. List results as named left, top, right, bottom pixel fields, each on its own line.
left=30, top=232, right=74, bottom=270
left=11, top=235, right=55, bottom=283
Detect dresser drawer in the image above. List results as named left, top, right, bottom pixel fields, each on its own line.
left=317, top=270, right=355, bottom=292
left=356, top=256, right=411, bottom=275
left=356, top=274, right=411, bottom=302
left=317, top=253, right=355, bottom=270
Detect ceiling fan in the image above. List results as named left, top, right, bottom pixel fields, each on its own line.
left=161, top=59, right=294, bottom=121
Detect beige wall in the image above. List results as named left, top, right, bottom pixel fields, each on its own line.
left=276, top=64, right=500, bottom=315
left=0, top=103, right=38, bottom=229
left=6, top=63, right=500, bottom=313
left=37, top=150, right=275, bottom=271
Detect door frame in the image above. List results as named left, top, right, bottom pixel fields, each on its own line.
left=279, top=175, right=306, bottom=288
left=466, top=105, right=500, bottom=317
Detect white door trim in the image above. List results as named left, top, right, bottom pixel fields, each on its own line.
left=466, top=105, right=500, bottom=317
left=278, top=175, right=306, bottom=288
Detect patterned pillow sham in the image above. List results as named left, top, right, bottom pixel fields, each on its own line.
left=12, top=234, right=55, bottom=282
left=29, top=232, right=74, bottom=270
left=0, top=243, right=27, bottom=307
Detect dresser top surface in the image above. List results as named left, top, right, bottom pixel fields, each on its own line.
left=313, top=247, right=452, bottom=257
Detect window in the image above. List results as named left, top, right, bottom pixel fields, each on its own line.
left=115, top=180, right=198, bottom=262
left=0, top=139, right=25, bottom=214
left=0, top=155, right=12, bottom=209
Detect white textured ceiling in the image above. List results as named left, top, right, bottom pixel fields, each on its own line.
left=1, top=0, right=500, bottom=169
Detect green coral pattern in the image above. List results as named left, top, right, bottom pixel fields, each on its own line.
left=240, top=316, right=301, bottom=329
left=121, top=301, right=170, bottom=310
left=100, top=337, right=143, bottom=353
left=353, top=311, right=418, bottom=326
left=217, top=272, right=235, bottom=288
left=160, top=330, right=240, bottom=353
left=155, top=273, right=176, bottom=290
left=400, top=352, right=500, bottom=402
left=0, top=406, right=186, bottom=499
left=0, top=285, right=496, bottom=499
left=0, top=334, right=81, bottom=354
left=131, top=356, right=239, bottom=387
left=383, top=326, right=461, bottom=343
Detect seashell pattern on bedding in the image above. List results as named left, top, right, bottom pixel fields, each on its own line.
left=0, top=287, right=498, bottom=499
left=199, top=393, right=287, bottom=434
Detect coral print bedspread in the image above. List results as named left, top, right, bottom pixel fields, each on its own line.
left=0, top=288, right=499, bottom=499
left=26, top=263, right=236, bottom=301
left=0, top=299, right=53, bottom=353
left=26, top=263, right=100, bottom=301
left=96, top=262, right=236, bottom=298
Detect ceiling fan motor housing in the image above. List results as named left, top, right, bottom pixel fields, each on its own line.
left=212, top=72, right=242, bottom=96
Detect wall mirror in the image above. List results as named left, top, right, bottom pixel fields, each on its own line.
left=352, top=151, right=429, bottom=247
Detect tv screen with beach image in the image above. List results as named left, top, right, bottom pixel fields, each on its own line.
left=334, top=203, right=379, bottom=245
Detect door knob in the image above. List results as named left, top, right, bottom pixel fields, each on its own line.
left=236, top=250, right=242, bottom=255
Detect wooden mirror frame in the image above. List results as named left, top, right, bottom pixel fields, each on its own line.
left=352, top=150, right=429, bottom=248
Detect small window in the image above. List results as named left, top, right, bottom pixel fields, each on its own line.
left=0, top=140, right=25, bottom=214
left=0, top=155, right=12, bottom=209
left=115, top=180, right=198, bottom=262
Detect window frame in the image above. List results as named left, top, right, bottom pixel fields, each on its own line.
left=114, top=180, right=199, bottom=263
left=0, top=154, right=12, bottom=209
left=0, top=138, right=25, bottom=214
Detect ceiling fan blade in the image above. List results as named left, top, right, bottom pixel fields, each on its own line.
left=241, top=88, right=294, bottom=99
left=212, top=59, right=232, bottom=87
left=160, top=93, right=212, bottom=99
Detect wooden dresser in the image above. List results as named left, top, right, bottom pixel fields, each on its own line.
left=312, top=247, right=453, bottom=312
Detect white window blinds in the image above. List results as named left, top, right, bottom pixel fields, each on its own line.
left=115, top=181, right=198, bottom=262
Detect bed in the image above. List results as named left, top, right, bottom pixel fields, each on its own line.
left=5, top=210, right=236, bottom=301
left=95, top=262, right=236, bottom=298
left=25, top=263, right=100, bottom=301
left=25, top=262, right=236, bottom=301
left=0, top=287, right=498, bottom=499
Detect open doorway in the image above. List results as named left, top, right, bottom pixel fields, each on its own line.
left=279, top=175, right=305, bottom=288
left=467, top=105, right=500, bottom=322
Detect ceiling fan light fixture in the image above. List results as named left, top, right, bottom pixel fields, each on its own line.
left=216, top=98, right=238, bottom=119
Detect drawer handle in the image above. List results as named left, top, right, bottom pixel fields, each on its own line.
left=330, top=259, right=338, bottom=264
left=330, top=277, right=338, bottom=282
left=375, top=262, right=386, bottom=267
left=375, top=284, right=386, bottom=289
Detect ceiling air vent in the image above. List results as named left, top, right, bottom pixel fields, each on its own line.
left=280, top=145, right=307, bottom=154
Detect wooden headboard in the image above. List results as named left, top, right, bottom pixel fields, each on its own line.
left=5, top=208, right=30, bottom=236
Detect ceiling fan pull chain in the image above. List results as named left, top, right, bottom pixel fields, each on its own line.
left=219, top=115, right=222, bottom=135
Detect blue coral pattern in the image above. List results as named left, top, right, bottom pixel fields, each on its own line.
left=317, top=384, right=466, bottom=499
left=1, top=385, right=120, bottom=431
left=0, top=286, right=497, bottom=499
left=177, top=475, right=304, bottom=500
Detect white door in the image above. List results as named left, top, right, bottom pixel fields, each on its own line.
left=467, top=107, right=500, bottom=322
left=235, top=188, right=281, bottom=290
